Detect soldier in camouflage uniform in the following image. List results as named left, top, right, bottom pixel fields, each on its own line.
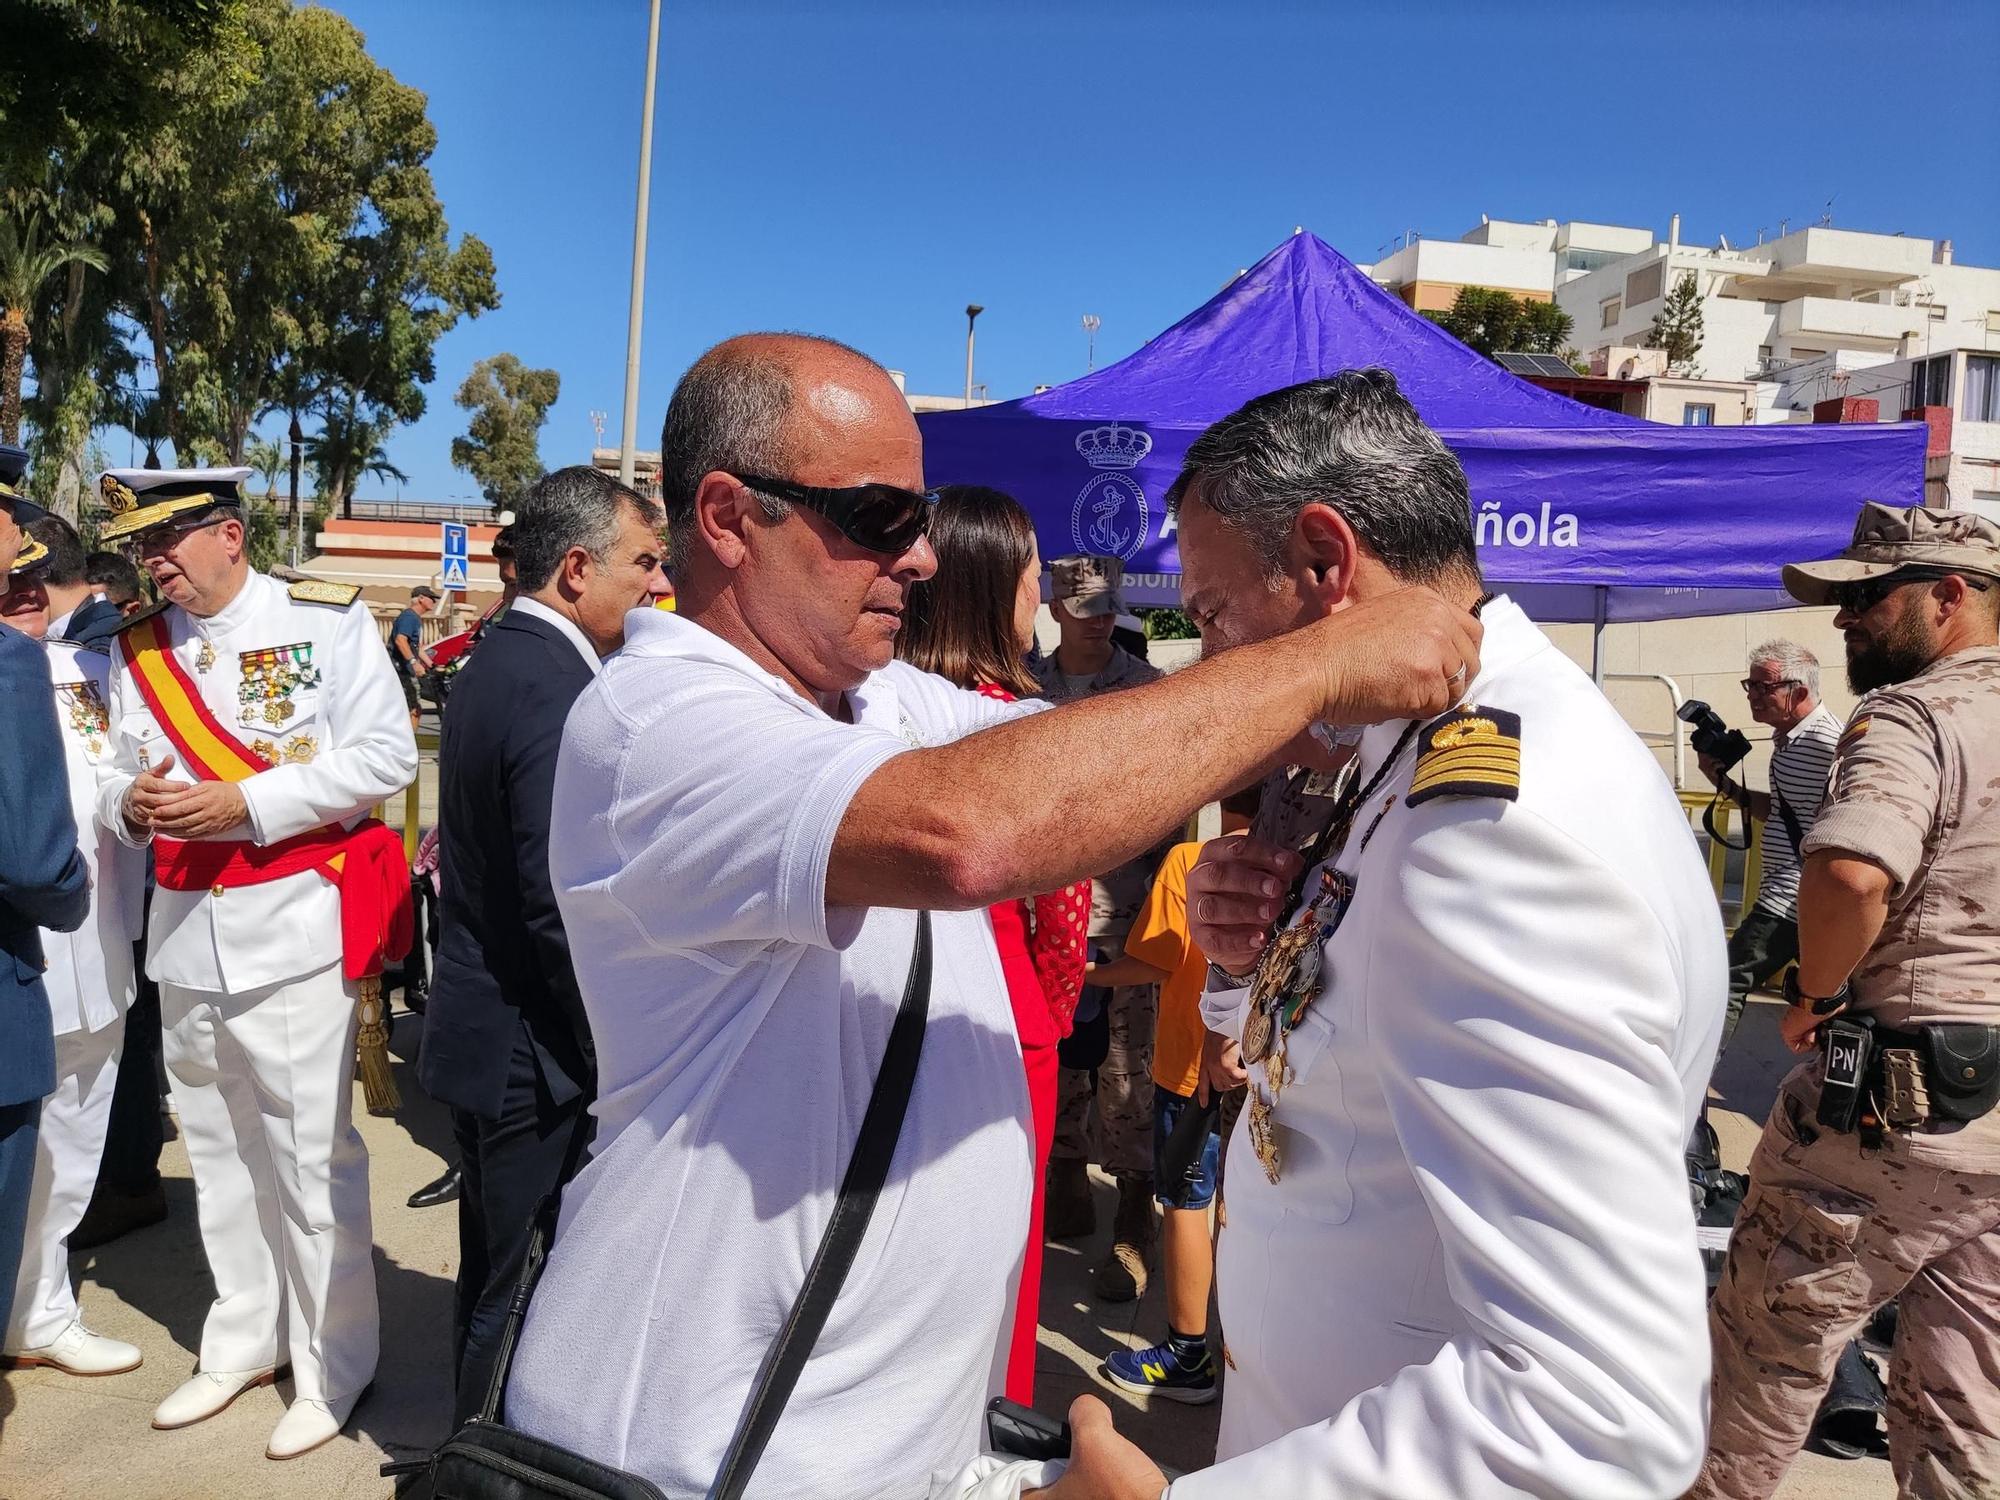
left=1693, top=505, right=2000, bottom=1500
left=1034, top=556, right=1165, bottom=1299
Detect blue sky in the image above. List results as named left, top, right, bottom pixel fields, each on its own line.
left=265, top=0, right=1999, bottom=502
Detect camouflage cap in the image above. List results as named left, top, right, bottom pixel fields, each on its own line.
left=1782, top=503, right=2000, bottom=607
left=1050, top=554, right=1126, bottom=619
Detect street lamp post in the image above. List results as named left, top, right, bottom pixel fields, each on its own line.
left=964, top=304, right=984, bottom=408
left=1082, top=313, right=1100, bottom=372
left=618, top=0, right=664, bottom=487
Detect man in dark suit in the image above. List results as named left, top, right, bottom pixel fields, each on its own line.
left=0, top=450, right=92, bottom=1338
left=27, top=517, right=125, bottom=648
left=420, top=466, right=668, bottom=1421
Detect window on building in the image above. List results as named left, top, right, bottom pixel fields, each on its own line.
left=1625, top=263, right=1664, bottom=308
left=1683, top=404, right=1716, bottom=427
left=1909, top=354, right=1953, bottom=410
left=1965, top=356, right=2000, bottom=422
left=1600, top=298, right=1622, bottom=329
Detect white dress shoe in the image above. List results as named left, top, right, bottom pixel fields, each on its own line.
left=151, top=1364, right=286, bottom=1430
left=1, top=1320, right=143, bottom=1376
left=266, top=1389, right=361, bottom=1461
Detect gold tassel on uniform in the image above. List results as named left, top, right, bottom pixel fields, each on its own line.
left=355, top=975, right=400, bottom=1115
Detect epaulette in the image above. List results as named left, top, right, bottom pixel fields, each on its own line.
left=114, top=599, right=172, bottom=634
left=1407, top=706, right=1522, bottom=807
left=288, top=579, right=362, bottom=607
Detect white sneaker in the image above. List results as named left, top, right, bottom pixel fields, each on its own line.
left=1, top=1319, right=143, bottom=1376
left=266, top=1389, right=361, bottom=1460
left=151, top=1364, right=285, bottom=1430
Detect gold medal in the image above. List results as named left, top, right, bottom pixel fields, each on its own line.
left=196, top=640, right=216, bottom=673
left=1242, top=996, right=1275, bottom=1066
left=250, top=738, right=280, bottom=766
left=1247, top=1092, right=1281, bottom=1183
left=283, top=734, right=317, bottom=764
left=1245, top=911, right=1323, bottom=1055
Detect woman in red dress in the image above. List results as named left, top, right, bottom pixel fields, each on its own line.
left=899, top=485, right=1087, bottom=1404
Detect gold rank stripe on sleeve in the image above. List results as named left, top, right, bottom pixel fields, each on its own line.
left=1407, top=706, right=1523, bottom=806
left=287, top=579, right=362, bottom=607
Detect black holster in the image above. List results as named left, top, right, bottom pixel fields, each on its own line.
left=1916, top=1024, right=2000, bottom=1124
left=1816, top=1018, right=1875, bottom=1135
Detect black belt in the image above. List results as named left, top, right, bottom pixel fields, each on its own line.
left=1825, top=1018, right=2000, bottom=1136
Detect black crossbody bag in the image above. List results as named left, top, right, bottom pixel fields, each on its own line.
left=387, top=913, right=934, bottom=1500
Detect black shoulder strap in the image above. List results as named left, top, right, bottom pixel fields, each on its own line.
left=711, top=911, right=932, bottom=1500
left=474, top=912, right=935, bottom=1500
left=1773, top=782, right=1807, bottom=855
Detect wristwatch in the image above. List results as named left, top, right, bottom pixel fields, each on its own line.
left=1206, top=960, right=1253, bottom=991
left=1784, top=968, right=1851, bottom=1017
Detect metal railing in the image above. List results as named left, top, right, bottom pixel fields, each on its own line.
left=1604, top=672, right=1688, bottom=788
left=1678, top=788, right=1765, bottom=932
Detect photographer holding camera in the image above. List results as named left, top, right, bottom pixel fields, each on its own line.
left=1692, top=641, right=1842, bottom=1054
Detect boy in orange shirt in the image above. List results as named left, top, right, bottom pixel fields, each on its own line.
left=1088, top=799, right=1250, bottom=1404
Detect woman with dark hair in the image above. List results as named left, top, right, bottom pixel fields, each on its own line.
left=899, top=484, right=1087, bottom=1404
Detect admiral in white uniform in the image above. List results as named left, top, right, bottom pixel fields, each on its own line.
left=0, top=543, right=146, bottom=1376
left=93, top=468, right=417, bottom=1459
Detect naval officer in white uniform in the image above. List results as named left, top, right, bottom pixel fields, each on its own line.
left=0, top=543, right=146, bottom=1376
left=92, top=468, right=417, bottom=1459
left=1040, top=372, right=1726, bottom=1500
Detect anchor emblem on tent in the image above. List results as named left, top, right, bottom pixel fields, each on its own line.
left=1071, top=423, right=1153, bottom=563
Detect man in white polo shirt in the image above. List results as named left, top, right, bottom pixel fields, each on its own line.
left=503, top=334, right=1482, bottom=1500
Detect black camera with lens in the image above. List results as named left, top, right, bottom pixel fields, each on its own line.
left=1676, top=698, right=1752, bottom=772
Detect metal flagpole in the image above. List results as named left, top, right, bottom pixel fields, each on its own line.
left=618, top=0, right=664, bottom=488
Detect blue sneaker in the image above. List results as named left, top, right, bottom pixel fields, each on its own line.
left=1104, top=1337, right=1218, bottom=1404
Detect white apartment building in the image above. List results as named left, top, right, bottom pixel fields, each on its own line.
left=1363, top=217, right=2000, bottom=516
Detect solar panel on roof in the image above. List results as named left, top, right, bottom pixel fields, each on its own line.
left=1496, top=352, right=1581, bottom=378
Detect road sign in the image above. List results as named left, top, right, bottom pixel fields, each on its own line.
left=440, top=521, right=469, bottom=589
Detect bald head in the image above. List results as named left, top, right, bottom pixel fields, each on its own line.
left=659, top=333, right=916, bottom=573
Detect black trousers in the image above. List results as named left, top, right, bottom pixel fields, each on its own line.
left=1720, top=904, right=1800, bottom=1055
left=95, top=955, right=165, bottom=1194
left=450, top=1031, right=593, bottom=1426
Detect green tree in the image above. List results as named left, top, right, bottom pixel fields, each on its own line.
left=1425, top=286, right=1572, bottom=360
left=1647, top=271, right=1705, bottom=375
left=1514, top=299, right=1573, bottom=355
left=0, top=209, right=109, bottom=442
left=304, top=392, right=408, bottom=517
left=451, top=354, right=560, bottom=511
left=244, top=434, right=284, bottom=500
left=120, top=0, right=496, bottom=458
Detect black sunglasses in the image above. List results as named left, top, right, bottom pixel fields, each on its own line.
left=733, top=473, right=937, bottom=556
left=1828, top=567, right=1991, bottom=615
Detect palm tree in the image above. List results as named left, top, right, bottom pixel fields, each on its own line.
left=0, top=209, right=109, bottom=443
left=107, top=387, right=171, bottom=470
left=304, top=394, right=408, bottom=517
left=244, top=435, right=285, bottom=502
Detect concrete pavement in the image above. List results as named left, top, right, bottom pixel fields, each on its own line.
left=0, top=987, right=1892, bottom=1500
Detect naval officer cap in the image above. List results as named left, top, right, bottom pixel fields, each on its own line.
left=96, top=466, right=253, bottom=544
left=0, top=443, right=50, bottom=524
left=1782, top=502, right=2000, bottom=607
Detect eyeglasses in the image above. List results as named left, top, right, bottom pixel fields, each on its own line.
left=119, top=512, right=230, bottom=560
left=1740, top=678, right=1800, bottom=695
left=1828, top=568, right=1992, bottom=615
left=732, top=473, right=937, bottom=556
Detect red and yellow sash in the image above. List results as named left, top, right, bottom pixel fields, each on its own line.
left=118, top=613, right=411, bottom=976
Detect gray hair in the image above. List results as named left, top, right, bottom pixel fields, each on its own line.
left=1749, top=638, right=1820, bottom=699
left=512, top=466, right=662, bottom=593
left=658, top=332, right=877, bottom=572
left=1165, top=368, right=1482, bottom=587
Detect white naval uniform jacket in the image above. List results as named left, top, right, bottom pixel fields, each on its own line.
left=43, top=639, right=144, bottom=1035
left=1188, top=596, right=1727, bottom=1500
left=94, top=572, right=419, bottom=993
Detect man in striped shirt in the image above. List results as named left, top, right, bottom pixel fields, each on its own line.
left=1698, top=640, right=1843, bottom=1052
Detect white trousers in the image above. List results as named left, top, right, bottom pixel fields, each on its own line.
left=161, top=961, right=378, bottom=1403
left=5, top=1018, right=124, bottom=1350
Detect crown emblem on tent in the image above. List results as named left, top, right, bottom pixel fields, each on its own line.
left=1075, top=423, right=1152, bottom=471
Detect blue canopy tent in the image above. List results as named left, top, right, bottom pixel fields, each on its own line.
left=917, top=233, right=1926, bottom=630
